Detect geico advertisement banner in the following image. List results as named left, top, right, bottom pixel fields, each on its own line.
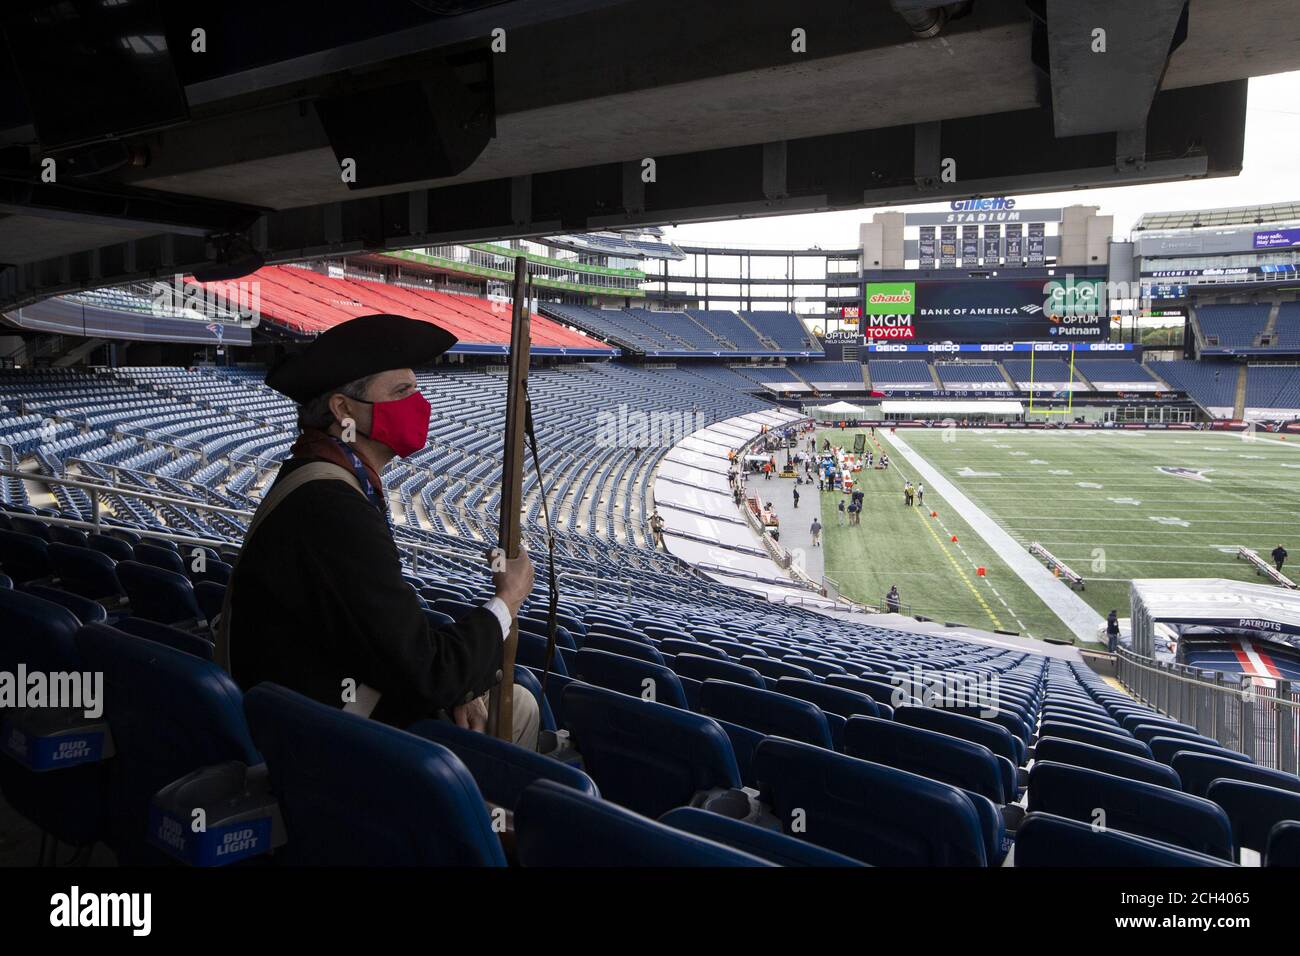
left=864, top=341, right=1133, bottom=353
left=862, top=280, right=1104, bottom=342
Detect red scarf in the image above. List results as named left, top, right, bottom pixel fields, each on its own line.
left=289, top=428, right=385, bottom=495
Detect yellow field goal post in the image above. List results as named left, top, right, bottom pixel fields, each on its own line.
left=1025, top=344, right=1086, bottom=416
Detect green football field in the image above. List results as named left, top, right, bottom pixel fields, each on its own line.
left=816, top=427, right=1300, bottom=645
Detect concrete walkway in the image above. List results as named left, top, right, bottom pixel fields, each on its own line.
left=744, top=471, right=825, bottom=582
left=809, top=606, right=1085, bottom=660
left=879, top=429, right=1104, bottom=644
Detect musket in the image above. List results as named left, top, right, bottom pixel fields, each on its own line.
left=487, top=256, right=530, bottom=739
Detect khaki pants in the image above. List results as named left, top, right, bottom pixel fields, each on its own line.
left=511, top=684, right=541, bottom=752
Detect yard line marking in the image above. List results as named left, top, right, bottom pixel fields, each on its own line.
left=912, top=505, right=1004, bottom=632
left=882, top=430, right=1102, bottom=643
left=932, top=510, right=1028, bottom=632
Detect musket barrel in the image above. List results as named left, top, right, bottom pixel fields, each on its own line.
left=487, top=256, right=530, bottom=739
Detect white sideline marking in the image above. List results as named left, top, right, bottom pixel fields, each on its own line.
left=881, top=430, right=1104, bottom=644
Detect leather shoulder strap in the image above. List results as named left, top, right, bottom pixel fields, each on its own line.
left=213, top=461, right=365, bottom=675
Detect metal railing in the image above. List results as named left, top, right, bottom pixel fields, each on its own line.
left=556, top=572, right=634, bottom=603
left=1116, top=648, right=1300, bottom=773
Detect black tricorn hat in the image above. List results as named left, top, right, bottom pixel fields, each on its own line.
left=265, top=314, right=457, bottom=403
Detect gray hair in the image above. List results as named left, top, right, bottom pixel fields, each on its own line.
left=296, top=373, right=377, bottom=432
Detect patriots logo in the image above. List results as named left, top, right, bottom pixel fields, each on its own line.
left=1156, top=466, right=1211, bottom=482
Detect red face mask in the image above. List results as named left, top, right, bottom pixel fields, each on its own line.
left=358, top=390, right=431, bottom=458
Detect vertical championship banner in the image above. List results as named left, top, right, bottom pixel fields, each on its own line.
left=1027, top=222, right=1046, bottom=266
left=918, top=225, right=936, bottom=268
left=961, top=225, right=980, bottom=264
left=1005, top=223, right=1023, bottom=266
left=939, top=225, right=957, bottom=268
left=982, top=223, right=1001, bottom=265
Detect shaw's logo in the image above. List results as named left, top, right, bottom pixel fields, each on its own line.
left=1156, top=466, right=1212, bottom=482
left=950, top=198, right=1016, bottom=212
left=867, top=289, right=912, bottom=306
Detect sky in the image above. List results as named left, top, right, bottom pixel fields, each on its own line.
left=661, top=71, right=1300, bottom=249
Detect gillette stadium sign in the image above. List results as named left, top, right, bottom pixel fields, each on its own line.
left=862, top=279, right=1103, bottom=343
left=904, top=198, right=1063, bottom=226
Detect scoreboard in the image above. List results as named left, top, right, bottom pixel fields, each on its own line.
left=862, top=278, right=1104, bottom=343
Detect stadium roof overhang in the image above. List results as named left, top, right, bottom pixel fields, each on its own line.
left=0, top=0, right=1295, bottom=313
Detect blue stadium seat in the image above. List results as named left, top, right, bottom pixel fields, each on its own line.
left=660, top=638, right=726, bottom=660
left=512, top=664, right=556, bottom=732
left=116, top=560, right=203, bottom=626
left=1119, top=712, right=1197, bottom=735
left=1036, top=721, right=1152, bottom=759
left=245, top=683, right=506, bottom=865
left=514, top=780, right=772, bottom=867
left=516, top=616, right=578, bottom=651
left=659, top=807, right=866, bottom=867
left=825, top=673, right=911, bottom=707
left=580, top=633, right=666, bottom=665
left=134, top=542, right=187, bottom=576
left=1131, top=723, right=1221, bottom=748
left=47, top=542, right=124, bottom=603
left=0, top=589, right=106, bottom=847
left=845, top=715, right=1009, bottom=805
left=113, top=617, right=215, bottom=660
left=194, top=581, right=226, bottom=624
left=698, top=679, right=836, bottom=749
left=408, top=718, right=597, bottom=810
left=192, top=560, right=233, bottom=587
left=1172, top=751, right=1300, bottom=798
left=1207, top=779, right=1300, bottom=856
left=1266, top=820, right=1300, bottom=866
left=87, top=533, right=133, bottom=562
left=672, top=653, right=766, bottom=689
left=75, top=623, right=263, bottom=864
left=1040, top=707, right=1119, bottom=731
left=585, top=622, right=649, bottom=645
left=753, top=737, right=989, bottom=866
left=516, top=631, right=568, bottom=675
left=9, top=515, right=50, bottom=540
left=561, top=683, right=741, bottom=818
left=775, top=677, right=880, bottom=721
left=1013, top=812, right=1235, bottom=867
left=572, top=647, right=688, bottom=709
left=641, top=625, right=691, bottom=643
left=781, top=655, right=846, bottom=678
left=1032, top=736, right=1180, bottom=789
left=1148, top=736, right=1250, bottom=766
left=894, top=705, right=1024, bottom=767
left=20, top=583, right=108, bottom=625
left=0, top=530, right=51, bottom=582
left=740, top=655, right=815, bottom=683
left=1027, top=762, right=1234, bottom=859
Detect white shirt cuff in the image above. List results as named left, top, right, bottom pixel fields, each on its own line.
left=483, top=597, right=512, bottom=641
